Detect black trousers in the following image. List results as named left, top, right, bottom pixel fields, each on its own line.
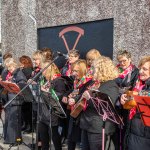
left=81, top=130, right=115, bottom=150
left=4, top=105, right=22, bottom=144
left=38, top=122, right=62, bottom=150
left=81, top=130, right=102, bottom=150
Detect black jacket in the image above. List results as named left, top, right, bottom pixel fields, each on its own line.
left=80, top=80, right=119, bottom=134
left=8, top=68, right=27, bottom=105
left=125, top=78, right=150, bottom=150
left=22, top=67, right=33, bottom=80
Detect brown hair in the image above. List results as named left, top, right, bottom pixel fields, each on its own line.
left=3, top=52, right=12, bottom=60
left=138, top=56, right=150, bottom=69
left=117, top=50, right=131, bottom=59
left=41, top=47, right=53, bottom=62
left=19, top=55, right=33, bottom=68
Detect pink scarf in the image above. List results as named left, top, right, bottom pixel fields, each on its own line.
left=133, top=76, right=145, bottom=92
left=129, top=76, right=145, bottom=120
left=117, top=64, right=134, bottom=79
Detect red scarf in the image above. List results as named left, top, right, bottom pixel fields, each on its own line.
left=6, top=71, right=12, bottom=81
left=129, top=76, right=145, bottom=120
left=117, top=64, right=134, bottom=79
left=51, top=73, right=61, bottom=80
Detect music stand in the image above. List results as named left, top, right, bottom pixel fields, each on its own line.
left=38, top=89, right=66, bottom=150
left=89, top=89, right=124, bottom=150
left=0, top=81, right=32, bottom=150
left=133, top=95, right=150, bottom=127
left=41, top=89, right=67, bottom=118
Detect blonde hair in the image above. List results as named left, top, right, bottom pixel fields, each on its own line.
left=32, top=50, right=43, bottom=60
left=92, top=56, right=118, bottom=82
left=71, top=59, right=87, bottom=79
left=4, top=58, right=18, bottom=69
left=41, top=62, right=60, bottom=81
left=86, top=49, right=101, bottom=61
left=138, top=56, right=150, bottom=69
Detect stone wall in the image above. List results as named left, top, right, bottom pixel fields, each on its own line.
left=1, top=0, right=150, bottom=64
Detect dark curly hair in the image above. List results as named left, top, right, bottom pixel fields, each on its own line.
left=19, top=55, right=33, bottom=68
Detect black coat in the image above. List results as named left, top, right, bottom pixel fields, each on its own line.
left=4, top=68, right=27, bottom=144
left=125, top=78, right=150, bottom=150
left=22, top=67, right=33, bottom=80
left=68, top=80, right=94, bottom=142
left=80, top=80, right=119, bottom=134
left=40, top=77, right=66, bottom=126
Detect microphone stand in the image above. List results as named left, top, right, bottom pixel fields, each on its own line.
left=4, top=54, right=61, bottom=150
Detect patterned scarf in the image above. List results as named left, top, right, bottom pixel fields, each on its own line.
left=74, top=67, right=93, bottom=89
left=129, top=76, right=145, bottom=120
left=117, top=64, right=134, bottom=79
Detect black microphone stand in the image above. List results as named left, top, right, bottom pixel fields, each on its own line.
left=4, top=54, right=61, bottom=150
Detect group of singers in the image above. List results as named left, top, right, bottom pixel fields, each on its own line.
left=0, top=48, right=149, bottom=150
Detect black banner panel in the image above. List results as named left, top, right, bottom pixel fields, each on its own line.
left=38, top=19, right=113, bottom=69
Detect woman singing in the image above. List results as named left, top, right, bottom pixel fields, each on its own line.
left=115, top=50, right=139, bottom=149
left=39, top=61, right=66, bottom=150
left=61, top=49, right=80, bottom=76
left=120, top=56, right=150, bottom=150
left=80, top=56, right=119, bottom=150
left=66, top=59, right=93, bottom=150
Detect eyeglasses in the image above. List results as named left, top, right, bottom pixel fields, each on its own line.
left=118, top=60, right=128, bottom=64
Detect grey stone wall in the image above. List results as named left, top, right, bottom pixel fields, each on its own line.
left=1, top=0, right=150, bottom=65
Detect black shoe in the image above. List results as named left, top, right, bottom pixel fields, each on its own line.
left=28, top=143, right=41, bottom=150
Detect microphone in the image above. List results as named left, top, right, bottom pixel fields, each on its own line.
left=57, top=51, right=69, bottom=59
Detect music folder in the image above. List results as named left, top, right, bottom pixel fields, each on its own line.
left=133, top=95, right=150, bottom=127
left=0, top=81, right=20, bottom=94
left=0, top=81, right=33, bottom=102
